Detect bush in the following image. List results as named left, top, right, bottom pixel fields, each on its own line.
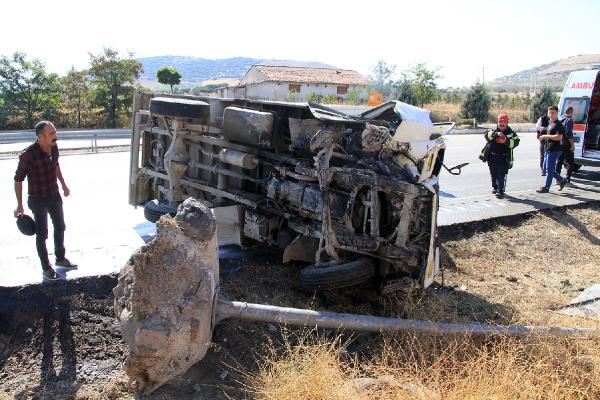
left=285, top=91, right=298, bottom=102
left=323, top=94, right=338, bottom=104
left=461, top=83, right=491, bottom=124
left=395, top=79, right=418, bottom=106
left=345, top=89, right=361, bottom=105
left=305, top=92, right=319, bottom=103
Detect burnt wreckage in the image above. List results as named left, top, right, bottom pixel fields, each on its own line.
left=128, top=94, right=457, bottom=291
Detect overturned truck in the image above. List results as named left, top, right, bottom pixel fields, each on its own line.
left=128, top=93, right=453, bottom=291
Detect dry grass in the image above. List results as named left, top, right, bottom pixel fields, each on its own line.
left=245, top=206, right=600, bottom=399
left=441, top=207, right=600, bottom=329
left=426, top=102, right=531, bottom=123
left=248, top=332, right=600, bottom=400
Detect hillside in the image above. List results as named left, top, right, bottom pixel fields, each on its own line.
left=488, top=54, right=600, bottom=91
left=138, top=56, right=335, bottom=85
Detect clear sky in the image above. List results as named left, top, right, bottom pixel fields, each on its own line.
left=1, top=0, right=599, bottom=88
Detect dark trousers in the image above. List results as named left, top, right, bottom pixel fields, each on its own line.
left=556, top=145, right=574, bottom=180
left=539, top=140, right=546, bottom=172
left=27, top=195, right=66, bottom=269
left=488, top=153, right=508, bottom=192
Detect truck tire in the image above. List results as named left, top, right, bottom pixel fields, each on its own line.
left=149, top=97, right=210, bottom=119
left=144, top=200, right=177, bottom=223
left=300, top=257, right=375, bottom=291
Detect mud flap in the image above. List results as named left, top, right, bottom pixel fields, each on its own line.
left=212, top=205, right=244, bottom=247
left=283, top=235, right=320, bottom=263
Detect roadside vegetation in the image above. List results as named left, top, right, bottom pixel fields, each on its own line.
left=0, top=52, right=561, bottom=131
left=249, top=333, right=599, bottom=400
left=244, top=205, right=600, bottom=399
left=0, top=49, right=142, bottom=130
left=368, top=59, right=558, bottom=125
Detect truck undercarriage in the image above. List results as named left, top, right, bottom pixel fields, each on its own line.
left=128, top=93, right=451, bottom=291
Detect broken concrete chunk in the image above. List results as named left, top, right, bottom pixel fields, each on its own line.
left=113, top=198, right=219, bottom=394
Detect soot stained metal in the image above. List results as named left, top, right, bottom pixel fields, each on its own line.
left=128, top=93, right=456, bottom=291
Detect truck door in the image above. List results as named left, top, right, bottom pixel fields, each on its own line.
left=561, top=97, right=590, bottom=159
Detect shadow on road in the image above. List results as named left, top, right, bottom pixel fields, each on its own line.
left=440, top=190, right=457, bottom=198
left=502, top=193, right=553, bottom=209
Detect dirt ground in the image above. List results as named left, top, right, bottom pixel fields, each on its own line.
left=1, top=204, right=599, bottom=400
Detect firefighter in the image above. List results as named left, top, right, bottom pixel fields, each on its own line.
left=481, top=114, right=520, bottom=199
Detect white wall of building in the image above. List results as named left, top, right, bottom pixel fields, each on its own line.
left=239, top=68, right=267, bottom=85
left=243, top=82, right=367, bottom=101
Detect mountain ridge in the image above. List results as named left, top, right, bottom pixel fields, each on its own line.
left=137, top=56, right=336, bottom=84
left=488, top=54, right=600, bottom=91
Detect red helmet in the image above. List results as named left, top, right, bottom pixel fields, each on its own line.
left=497, top=114, right=509, bottom=123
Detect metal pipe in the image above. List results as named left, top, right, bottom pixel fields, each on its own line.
left=141, top=168, right=259, bottom=208
left=219, top=149, right=258, bottom=169
left=188, top=160, right=262, bottom=183
left=197, top=147, right=258, bottom=170
left=216, top=299, right=598, bottom=337
left=275, top=166, right=318, bottom=182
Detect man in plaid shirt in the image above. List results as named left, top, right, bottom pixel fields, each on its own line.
left=14, top=121, right=77, bottom=280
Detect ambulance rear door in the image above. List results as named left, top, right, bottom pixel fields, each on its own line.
left=558, top=70, right=597, bottom=160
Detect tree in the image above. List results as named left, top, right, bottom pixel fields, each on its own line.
left=0, top=52, right=61, bottom=128
left=60, top=67, right=90, bottom=128
left=369, top=60, right=396, bottom=98
left=156, top=67, right=181, bottom=93
left=394, top=77, right=418, bottom=106
left=345, top=89, right=361, bottom=105
left=407, top=63, right=441, bottom=107
left=461, top=83, right=491, bottom=124
left=530, top=87, right=558, bottom=122
left=88, top=48, right=142, bottom=128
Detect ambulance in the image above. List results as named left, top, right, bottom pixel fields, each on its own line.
left=558, top=64, right=600, bottom=169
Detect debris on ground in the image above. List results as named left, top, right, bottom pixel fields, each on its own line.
left=1, top=204, right=600, bottom=399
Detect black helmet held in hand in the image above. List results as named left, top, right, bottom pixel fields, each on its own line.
left=17, top=214, right=36, bottom=236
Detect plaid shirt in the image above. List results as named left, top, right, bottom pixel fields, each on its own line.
left=14, top=142, right=60, bottom=198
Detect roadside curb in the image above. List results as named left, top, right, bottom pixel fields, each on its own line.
left=450, top=127, right=537, bottom=135
left=439, top=200, right=600, bottom=231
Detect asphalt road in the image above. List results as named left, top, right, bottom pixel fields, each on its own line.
left=0, top=152, right=147, bottom=286
left=2, top=132, right=600, bottom=286
left=439, top=131, right=600, bottom=224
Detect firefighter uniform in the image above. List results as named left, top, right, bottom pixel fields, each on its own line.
left=480, top=116, right=520, bottom=198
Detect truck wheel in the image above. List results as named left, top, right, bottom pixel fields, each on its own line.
left=149, top=97, right=210, bottom=119
left=144, top=200, right=177, bottom=223
left=299, top=257, right=375, bottom=291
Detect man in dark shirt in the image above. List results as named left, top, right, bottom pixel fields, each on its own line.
left=537, top=106, right=568, bottom=193
left=14, top=121, right=77, bottom=280
left=556, top=106, right=575, bottom=182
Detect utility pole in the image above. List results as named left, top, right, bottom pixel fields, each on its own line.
left=529, top=72, right=533, bottom=94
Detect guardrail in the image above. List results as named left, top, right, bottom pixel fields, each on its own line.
left=0, top=129, right=131, bottom=153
